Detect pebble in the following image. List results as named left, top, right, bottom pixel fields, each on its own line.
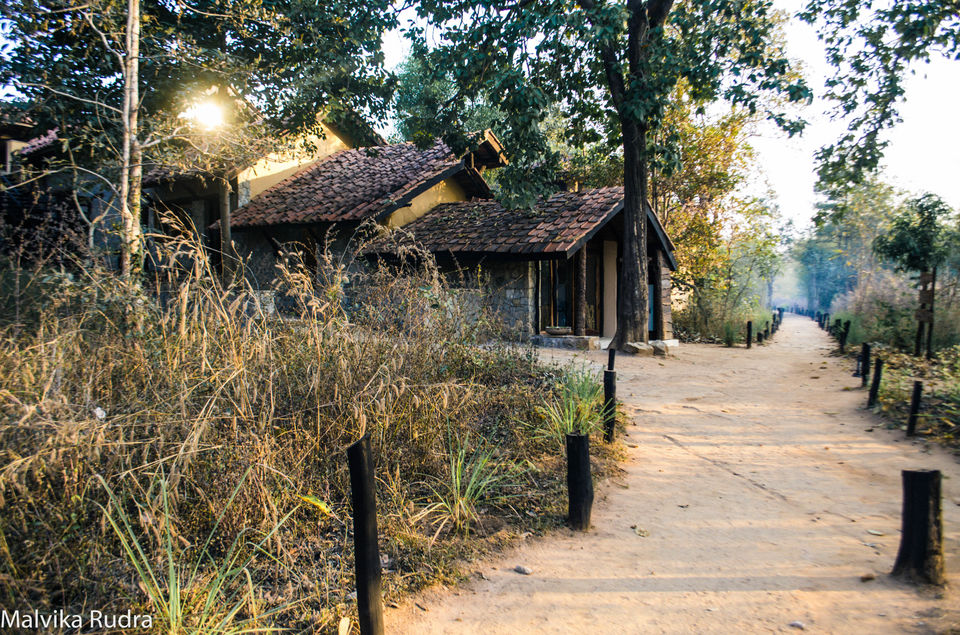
left=861, top=573, right=876, bottom=582
left=789, top=621, right=805, bottom=630
left=514, top=565, right=533, bottom=575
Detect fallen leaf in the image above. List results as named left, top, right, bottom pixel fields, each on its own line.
left=867, top=529, right=885, bottom=536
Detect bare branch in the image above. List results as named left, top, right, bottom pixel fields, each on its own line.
left=21, top=83, right=121, bottom=113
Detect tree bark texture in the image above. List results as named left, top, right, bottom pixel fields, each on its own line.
left=119, top=0, right=142, bottom=278
left=892, top=469, right=945, bottom=586
left=611, top=118, right=649, bottom=349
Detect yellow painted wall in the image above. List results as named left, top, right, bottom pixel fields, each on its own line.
left=386, top=178, right=467, bottom=228
left=237, top=124, right=351, bottom=202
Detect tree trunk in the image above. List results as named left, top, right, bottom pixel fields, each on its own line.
left=219, top=180, right=235, bottom=283
left=611, top=118, right=648, bottom=350
left=119, top=0, right=142, bottom=278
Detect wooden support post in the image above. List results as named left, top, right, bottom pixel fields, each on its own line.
left=861, top=343, right=871, bottom=388
left=823, top=313, right=830, bottom=330
left=907, top=381, right=923, bottom=437
left=346, top=435, right=384, bottom=635
left=892, top=469, right=945, bottom=585
left=565, top=434, right=593, bottom=530
left=764, top=322, right=770, bottom=340
left=603, top=369, right=616, bottom=443
left=607, top=347, right=616, bottom=371
left=746, top=321, right=753, bottom=349
left=574, top=248, right=586, bottom=336
left=867, top=357, right=884, bottom=408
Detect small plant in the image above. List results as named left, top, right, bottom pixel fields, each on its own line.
left=419, top=434, right=511, bottom=539
left=535, top=366, right=606, bottom=443
left=722, top=321, right=737, bottom=347
left=97, top=471, right=294, bottom=633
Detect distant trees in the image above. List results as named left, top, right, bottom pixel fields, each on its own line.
left=794, top=184, right=960, bottom=355
left=873, top=194, right=957, bottom=358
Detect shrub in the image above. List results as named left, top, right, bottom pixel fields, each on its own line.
left=0, top=230, right=572, bottom=631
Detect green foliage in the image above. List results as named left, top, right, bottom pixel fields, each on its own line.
left=419, top=433, right=513, bottom=538
left=0, top=0, right=398, bottom=178
left=673, top=196, right=785, bottom=342
left=535, top=366, right=606, bottom=443
left=873, top=193, right=956, bottom=274
left=409, top=0, right=810, bottom=207
left=393, top=53, right=503, bottom=147
left=801, top=0, right=960, bottom=190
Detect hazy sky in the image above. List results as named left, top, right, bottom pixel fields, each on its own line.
left=753, top=0, right=960, bottom=230
left=381, top=2, right=959, bottom=231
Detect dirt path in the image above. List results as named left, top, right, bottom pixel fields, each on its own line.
left=385, top=314, right=960, bottom=634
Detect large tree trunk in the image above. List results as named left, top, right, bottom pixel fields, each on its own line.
left=611, top=119, right=649, bottom=349
left=120, top=0, right=142, bottom=278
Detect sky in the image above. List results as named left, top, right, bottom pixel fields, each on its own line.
left=380, top=2, right=960, bottom=233
left=751, top=0, right=960, bottom=231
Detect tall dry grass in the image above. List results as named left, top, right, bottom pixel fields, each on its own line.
left=0, top=223, right=576, bottom=631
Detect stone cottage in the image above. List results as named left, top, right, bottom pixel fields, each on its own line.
left=217, top=130, right=677, bottom=344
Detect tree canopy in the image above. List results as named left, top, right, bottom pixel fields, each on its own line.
left=410, top=0, right=810, bottom=347
left=873, top=193, right=956, bottom=275
left=801, top=0, right=960, bottom=190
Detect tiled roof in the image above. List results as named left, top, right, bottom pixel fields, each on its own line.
left=373, top=187, right=625, bottom=258
left=228, top=140, right=463, bottom=228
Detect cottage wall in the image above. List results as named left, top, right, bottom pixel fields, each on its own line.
left=386, top=178, right=467, bottom=228
left=659, top=250, right=674, bottom=340
left=481, top=260, right=536, bottom=337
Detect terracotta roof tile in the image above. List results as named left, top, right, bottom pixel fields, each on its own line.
left=229, top=140, right=460, bottom=228
left=371, top=187, right=625, bottom=258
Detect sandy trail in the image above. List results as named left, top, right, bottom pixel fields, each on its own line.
left=386, top=314, right=960, bottom=634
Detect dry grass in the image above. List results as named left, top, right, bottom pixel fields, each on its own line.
left=0, top=226, right=620, bottom=632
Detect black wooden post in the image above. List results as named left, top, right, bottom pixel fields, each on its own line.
left=746, top=321, right=753, bottom=349
left=861, top=343, right=871, bottom=388
left=892, top=469, right=945, bottom=585
left=867, top=357, right=884, bottom=408
left=346, top=434, right=384, bottom=635
left=764, top=322, right=770, bottom=340
left=607, top=346, right=616, bottom=371
left=565, top=434, right=593, bottom=530
left=906, top=381, right=923, bottom=437
left=603, top=369, right=616, bottom=443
